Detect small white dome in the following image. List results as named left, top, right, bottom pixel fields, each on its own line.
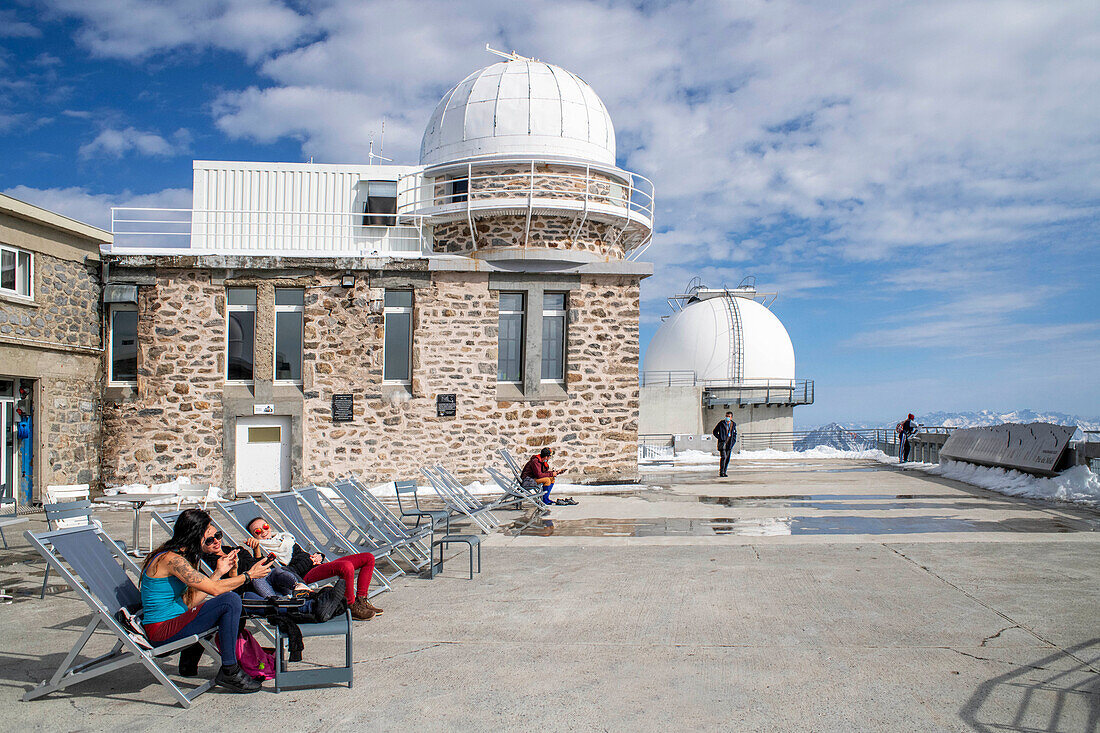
left=644, top=296, right=795, bottom=382
left=420, top=59, right=616, bottom=167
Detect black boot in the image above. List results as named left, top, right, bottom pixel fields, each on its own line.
left=214, top=663, right=262, bottom=693
left=178, top=643, right=203, bottom=677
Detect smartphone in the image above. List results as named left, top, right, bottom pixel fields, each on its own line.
left=266, top=552, right=277, bottom=564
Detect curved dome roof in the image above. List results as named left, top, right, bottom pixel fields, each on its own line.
left=644, top=296, right=795, bottom=382
left=420, top=59, right=616, bottom=167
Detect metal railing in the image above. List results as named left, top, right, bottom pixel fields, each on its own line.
left=107, top=208, right=431, bottom=257
left=397, top=162, right=655, bottom=254
left=875, top=426, right=956, bottom=462
left=702, top=380, right=814, bottom=407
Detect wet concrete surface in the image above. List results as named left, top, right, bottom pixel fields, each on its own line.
left=1, top=457, right=1097, bottom=731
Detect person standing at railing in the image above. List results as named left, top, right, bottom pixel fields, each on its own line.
left=712, top=411, right=738, bottom=477
left=896, top=413, right=916, bottom=462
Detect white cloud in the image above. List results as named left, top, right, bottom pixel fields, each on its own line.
left=2, top=185, right=192, bottom=231
left=0, top=10, right=40, bottom=38
left=78, top=126, right=191, bottom=158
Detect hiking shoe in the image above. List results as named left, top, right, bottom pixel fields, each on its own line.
left=362, top=599, right=384, bottom=615
left=215, top=664, right=262, bottom=693
left=349, top=597, right=376, bottom=620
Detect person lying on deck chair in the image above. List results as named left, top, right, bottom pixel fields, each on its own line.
left=141, top=508, right=273, bottom=693
left=244, top=517, right=384, bottom=621
left=521, top=447, right=576, bottom=506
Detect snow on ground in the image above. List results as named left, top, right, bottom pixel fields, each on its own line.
left=640, top=447, right=890, bottom=471
left=880, top=457, right=1100, bottom=507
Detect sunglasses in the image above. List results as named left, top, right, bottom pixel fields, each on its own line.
left=202, top=530, right=223, bottom=546
left=251, top=523, right=270, bottom=536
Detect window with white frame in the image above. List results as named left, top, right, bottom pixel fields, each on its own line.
left=361, top=181, right=398, bottom=226
left=108, top=304, right=138, bottom=384
left=274, top=288, right=304, bottom=383
left=498, top=292, right=525, bottom=383
left=383, top=290, right=413, bottom=383
left=226, top=287, right=256, bottom=382
left=448, top=176, right=468, bottom=204
left=0, top=245, right=32, bottom=299
left=541, top=292, right=567, bottom=382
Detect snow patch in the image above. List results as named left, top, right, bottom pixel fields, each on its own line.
left=877, top=457, right=1100, bottom=507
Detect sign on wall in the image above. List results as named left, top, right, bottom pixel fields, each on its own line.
left=254, top=403, right=275, bottom=415
left=332, top=394, right=354, bottom=422
left=437, top=393, right=457, bottom=418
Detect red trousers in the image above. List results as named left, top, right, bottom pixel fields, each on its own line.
left=303, top=553, right=375, bottom=603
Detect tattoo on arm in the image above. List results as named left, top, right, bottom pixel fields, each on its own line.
left=166, top=555, right=207, bottom=587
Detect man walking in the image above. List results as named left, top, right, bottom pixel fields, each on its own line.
left=712, top=411, right=737, bottom=478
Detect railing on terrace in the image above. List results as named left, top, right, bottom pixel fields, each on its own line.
left=639, top=371, right=814, bottom=407
left=107, top=208, right=430, bottom=257
left=397, top=162, right=655, bottom=257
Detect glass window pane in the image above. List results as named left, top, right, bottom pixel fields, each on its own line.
left=544, top=292, right=566, bottom=311
left=228, top=287, right=256, bottom=306
left=541, top=315, right=565, bottom=380
left=367, top=181, right=398, bottom=197
left=111, top=309, right=138, bottom=382
left=499, top=292, right=524, bottom=312
left=248, top=427, right=281, bottom=443
left=384, top=290, right=413, bottom=308
left=498, top=312, right=524, bottom=382
left=274, top=311, right=302, bottom=381
left=383, top=312, right=412, bottom=381
left=0, top=250, right=14, bottom=291
left=227, top=311, right=255, bottom=380
left=17, top=251, right=31, bottom=296
left=274, top=288, right=304, bottom=306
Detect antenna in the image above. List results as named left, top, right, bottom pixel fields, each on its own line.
left=485, top=43, right=536, bottom=62
left=367, top=119, right=393, bottom=164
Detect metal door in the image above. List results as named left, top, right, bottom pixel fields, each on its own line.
left=234, top=415, right=291, bottom=494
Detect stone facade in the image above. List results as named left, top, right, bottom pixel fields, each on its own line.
left=100, top=260, right=642, bottom=490
left=0, top=251, right=100, bottom=348
left=432, top=216, right=625, bottom=260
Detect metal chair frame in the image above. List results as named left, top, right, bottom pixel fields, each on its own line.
left=394, top=479, right=452, bottom=534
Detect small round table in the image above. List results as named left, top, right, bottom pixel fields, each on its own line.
left=98, top=493, right=174, bottom=556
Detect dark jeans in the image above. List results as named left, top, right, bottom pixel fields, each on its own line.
left=250, top=565, right=302, bottom=598
left=718, top=447, right=732, bottom=475
left=158, top=592, right=242, bottom=666
left=900, top=437, right=911, bottom=462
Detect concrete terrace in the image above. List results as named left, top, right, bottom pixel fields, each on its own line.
left=1, top=457, right=1098, bottom=731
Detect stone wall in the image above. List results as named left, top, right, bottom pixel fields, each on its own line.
left=432, top=216, right=626, bottom=260
left=102, top=270, right=226, bottom=486
left=0, top=251, right=100, bottom=348
left=42, top=372, right=102, bottom=486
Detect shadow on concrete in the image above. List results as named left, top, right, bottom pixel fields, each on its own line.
left=959, top=638, right=1100, bottom=732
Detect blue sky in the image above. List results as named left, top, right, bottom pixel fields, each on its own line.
left=2, top=0, right=1098, bottom=425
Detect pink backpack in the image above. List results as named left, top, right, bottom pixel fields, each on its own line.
left=219, top=628, right=276, bottom=680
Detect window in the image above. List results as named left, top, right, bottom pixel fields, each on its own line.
left=383, top=290, right=413, bottom=383
left=541, top=292, right=567, bottom=382
left=108, top=305, right=138, bottom=384
left=362, top=180, right=397, bottom=226
left=448, top=177, right=468, bottom=204
left=226, top=287, right=256, bottom=382
left=498, top=292, right=525, bottom=383
left=0, top=245, right=32, bottom=299
left=274, top=288, right=304, bottom=382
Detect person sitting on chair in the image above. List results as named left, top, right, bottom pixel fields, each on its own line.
left=140, top=508, right=273, bottom=693
left=244, top=517, right=383, bottom=621
left=521, top=447, right=575, bottom=506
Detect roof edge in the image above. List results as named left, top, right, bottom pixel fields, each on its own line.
left=0, top=192, right=113, bottom=244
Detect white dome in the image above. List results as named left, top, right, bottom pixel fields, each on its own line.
left=420, top=59, right=616, bottom=167
left=644, top=296, right=795, bottom=382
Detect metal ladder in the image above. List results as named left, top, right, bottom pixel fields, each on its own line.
left=722, top=290, right=745, bottom=383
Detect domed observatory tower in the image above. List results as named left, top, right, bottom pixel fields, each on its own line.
left=402, top=49, right=653, bottom=263
left=640, top=279, right=814, bottom=451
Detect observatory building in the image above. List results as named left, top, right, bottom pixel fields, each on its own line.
left=640, top=281, right=813, bottom=450
left=97, top=50, right=654, bottom=494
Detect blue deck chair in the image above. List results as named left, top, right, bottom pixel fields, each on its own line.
left=264, top=491, right=397, bottom=597
left=23, top=524, right=222, bottom=708
left=341, top=478, right=435, bottom=554
left=326, top=480, right=432, bottom=572
left=419, top=468, right=498, bottom=534
left=40, top=500, right=127, bottom=598
left=394, top=479, right=452, bottom=534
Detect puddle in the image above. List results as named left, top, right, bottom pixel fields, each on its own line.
left=510, top=515, right=1095, bottom=537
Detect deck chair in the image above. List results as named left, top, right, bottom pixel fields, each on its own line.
left=499, top=448, right=526, bottom=483
left=22, top=524, right=222, bottom=708
left=263, top=491, right=397, bottom=598
left=1, top=495, right=21, bottom=549
left=340, top=478, right=435, bottom=550
left=215, top=499, right=295, bottom=549
left=394, top=479, right=452, bottom=534
left=326, top=480, right=431, bottom=572
left=40, top=500, right=127, bottom=598
left=146, top=482, right=212, bottom=554
left=419, top=468, right=498, bottom=534
left=485, top=465, right=549, bottom=512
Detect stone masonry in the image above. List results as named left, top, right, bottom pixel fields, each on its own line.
left=0, top=251, right=100, bottom=348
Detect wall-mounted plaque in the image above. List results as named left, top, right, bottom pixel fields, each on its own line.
left=332, top=394, right=354, bottom=422
left=437, top=393, right=456, bottom=418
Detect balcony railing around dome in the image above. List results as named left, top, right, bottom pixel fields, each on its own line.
left=106, top=207, right=430, bottom=257
left=397, top=162, right=655, bottom=256
left=640, top=371, right=814, bottom=406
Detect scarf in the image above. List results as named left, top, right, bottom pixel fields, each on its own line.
left=256, top=532, right=296, bottom=565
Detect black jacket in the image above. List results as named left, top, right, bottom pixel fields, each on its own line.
left=286, top=544, right=320, bottom=578
left=712, top=419, right=737, bottom=449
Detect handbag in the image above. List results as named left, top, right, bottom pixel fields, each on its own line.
left=233, top=628, right=276, bottom=680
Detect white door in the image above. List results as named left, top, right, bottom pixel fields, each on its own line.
left=235, top=416, right=291, bottom=494
left=0, top=399, right=14, bottom=503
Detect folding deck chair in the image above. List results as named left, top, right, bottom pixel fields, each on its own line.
left=499, top=448, right=526, bottom=483
left=485, top=465, right=549, bottom=512
left=23, top=524, right=222, bottom=708
left=419, top=467, right=500, bottom=534
left=40, top=500, right=127, bottom=598
left=326, top=480, right=432, bottom=573
left=263, top=491, right=398, bottom=598
left=394, top=479, right=452, bottom=535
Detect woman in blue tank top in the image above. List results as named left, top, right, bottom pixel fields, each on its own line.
left=141, top=508, right=273, bottom=693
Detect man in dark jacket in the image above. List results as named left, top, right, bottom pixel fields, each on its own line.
left=712, top=411, right=738, bottom=477
left=898, top=413, right=916, bottom=463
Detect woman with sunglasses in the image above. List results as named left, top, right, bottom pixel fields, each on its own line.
left=141, top=508, right=273, bottom=693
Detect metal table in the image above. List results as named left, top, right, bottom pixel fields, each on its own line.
left=98, top=493, right=174, bottom=556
